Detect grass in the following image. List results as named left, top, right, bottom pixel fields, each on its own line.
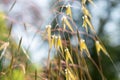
left=0, top=0, right=117, bottom=80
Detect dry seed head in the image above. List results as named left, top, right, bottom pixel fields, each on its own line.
left=46, top=25, right=51, bottom=29
left=84, top=15, right=95, bottom=32
left=61, top=16, right=67, bottom=21
left=65, top=48, right=74, bottom=64
left=57, top=35, right=63, bottom=52
left=46, top=25, right=52, bottom=48
left=51, top=35, right=55, bottom=40
left=80, top=39, right=86, bottom=50
left=82, top=0, right=87, bottom=5
left=51, top=35, right=55, bottom=39
left=80, top=39, right=91, bottom=57
left=58, top=35, right=61, bottom=45
left=84, top=15, right=87, bottom=18
left=95, top=41, right=101, bottom=55
left=82, top=16, right=88, bottom=32
left=82, top=6, right=92, bottom=18
left=61, top=16, right=74, bottom=32
left=66, top=4, right=72, bottom=18
left=96, top=40, right=100, bottom=44
left=81, top=39, right=85, bottom=43
left=54, top=35, right=58, bottom=48
left=95, top=40, right=109, bottom=57
left=66, top=4, right=71, bottom=8
left=55, top=35, right=58, bottom=42
left=54, top=35, right=58, bottom=39
left=65, top=69, right=67, bottom=74
left=51, top=35, right=55, bottom=47
left=65, top=48, right=68, bottom=52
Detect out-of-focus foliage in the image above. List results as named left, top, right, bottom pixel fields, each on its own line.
left=1, top=70, right=24, bottom=80
left=0, top=12, right=8, bottom=41
left=0, top=12, right=34, bottom=80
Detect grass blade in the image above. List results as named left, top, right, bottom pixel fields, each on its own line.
left=17, top=37, right=22, bottom=53
left=8, top=0, right=16, bottom=13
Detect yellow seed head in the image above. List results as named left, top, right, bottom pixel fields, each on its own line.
left=46, top=25, right=51, bottom=48
left=54, top=36, right=58, bottom=49
left=58, top=35, right=63, bottom=52
left=61, top=16, right=74, bottom=32
left=66, top=4, right=72, bottom=18
left=80, top=39, right=91, bottom=57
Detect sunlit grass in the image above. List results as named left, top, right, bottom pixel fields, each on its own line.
left=0, top=0, right=118, bottom=80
